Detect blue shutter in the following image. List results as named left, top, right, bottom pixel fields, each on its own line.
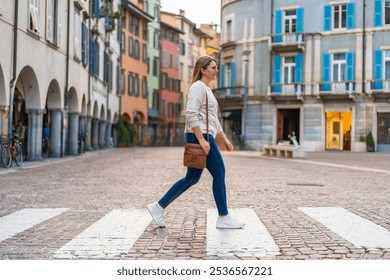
left=374, top=49, right=383, bottom=89
left=296, top=8, right=304, bottom=33
left=275, top=10, right=283, bottom=43
left=322, top=53, right=331, bottom=91
left=81, top=22, right=87, bottom=64
left=94, top=0, right=100, bottom=18
left=89, top=35, right=95, bottom=74
left=346, top=3, right=355, bottom=30
left=346, top=52, right=354, bottom=81
left=374, top=0, right=383, bottom=27
left=295, top=54, right=303, bottom=83
left=274, top=55, right=282, bottom=93
left=220, top=63, right=225, bottom=88
left=95, top=40, right=100, bottom=76
left=230, top=62, right=235, bottom=87
left=324, top=5, right=332, bottom=31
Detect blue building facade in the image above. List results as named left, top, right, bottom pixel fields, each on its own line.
left=218, top=0, right=390, bottom=152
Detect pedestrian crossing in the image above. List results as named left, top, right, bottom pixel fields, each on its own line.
left=1, top=206, right=390, bottom=259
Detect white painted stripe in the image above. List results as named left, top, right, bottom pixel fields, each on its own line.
left=299, top=207, right=390, bottom=249
left=207, top=208, right=280, bottom=257
left=0, top=208, right=69, bottom=243
left=54, top=209, right=152, bottom=259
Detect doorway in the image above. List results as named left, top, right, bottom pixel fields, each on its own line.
left=325, top=111, right=352, bottom=151
left=277, top=109, right=300, bottom=144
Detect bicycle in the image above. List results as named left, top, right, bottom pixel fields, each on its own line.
left=1, top=135, right=23, bottom=168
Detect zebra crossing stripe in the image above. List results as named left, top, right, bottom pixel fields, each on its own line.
left=0, top=208, right=69, bottom=243
left=299, top=207, right=390, bottom=249
left=206, top=208, right=280, bottom=257
left=54, top=208, right=152, bottom=259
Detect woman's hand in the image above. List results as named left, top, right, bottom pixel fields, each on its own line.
left=224, top=138, right=234, bottom=151
left=199, top=139, right=210, bottom=154
left=216, top=132, right=234, bottom=151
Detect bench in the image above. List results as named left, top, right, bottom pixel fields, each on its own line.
left=263, top=144, right=306, bottom=159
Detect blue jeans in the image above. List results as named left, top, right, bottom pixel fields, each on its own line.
left=158, top=133, right=228, bottom=216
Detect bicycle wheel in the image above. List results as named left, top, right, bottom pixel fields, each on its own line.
left=1, top=145, right=12, bottom=168
left=14, top=144, right=23, bottom=166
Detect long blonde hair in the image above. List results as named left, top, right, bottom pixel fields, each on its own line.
left=190, top=56, right=216, bottom=86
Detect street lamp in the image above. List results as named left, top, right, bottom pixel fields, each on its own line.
left=242, top=49, right=251, bottom=149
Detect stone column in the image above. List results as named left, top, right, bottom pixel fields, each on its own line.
left=105, top=122, right=112, bottom=147
left=85, top=116, right=92, bottom=151
left=49, top=109, right=62, bottom=157
left=0, top=106, right=9, bottom=136
left=27, top=109, right=44, bottom=161
left=92, top=118, right=99, bottom=150
left=99, top=120, right=106, bottom=148
left=68, top=112, right=79, bottom=155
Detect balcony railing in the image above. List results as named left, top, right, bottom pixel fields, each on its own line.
left=213, top=86, right=245, bottom=98
left=367, top=80, right=390, bottom=93
left=270, top=33, right=305, bottom=48
left=268, top=83, right=304, bottom=97
left=318, top=81, right=356, bottom=94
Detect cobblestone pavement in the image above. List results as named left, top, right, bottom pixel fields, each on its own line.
left=0, top=147, right=390, bottom=260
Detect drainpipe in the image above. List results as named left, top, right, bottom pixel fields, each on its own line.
left=8, top=0, right=19, bottom=139
left=362, top=0, right=366, bottom=94
left=269, top=0, right=274, bottom=88
left=61, top=0, right=71, bottom=157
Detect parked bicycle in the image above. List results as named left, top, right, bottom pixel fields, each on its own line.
left=1, top=134, right=23, bottom=168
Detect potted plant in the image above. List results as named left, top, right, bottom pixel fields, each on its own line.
left=117, top=116, right=131, bottom=147
left=366, top=131, right=375, bottom=152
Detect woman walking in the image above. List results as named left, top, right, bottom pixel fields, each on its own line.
left=147, top=56, right=245, bottom=229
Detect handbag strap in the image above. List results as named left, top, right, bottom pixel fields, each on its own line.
left=205, top=91, right=209, bottom=142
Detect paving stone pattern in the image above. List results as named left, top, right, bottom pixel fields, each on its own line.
left=0, top=148, right=390, bottom=260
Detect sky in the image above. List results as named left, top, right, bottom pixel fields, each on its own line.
left=160, top=0, right=221, bottom=27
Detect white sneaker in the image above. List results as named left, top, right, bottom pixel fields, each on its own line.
left=216, top=215, right=245, bottom=229
left=147, top=202, right=166, bottom=228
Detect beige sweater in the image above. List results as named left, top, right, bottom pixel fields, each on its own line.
left=185, top=80, right=223, bottom=137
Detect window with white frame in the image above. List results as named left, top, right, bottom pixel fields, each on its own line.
left=283, top=57, right=295, bottom=84
left=74, top=7, right=81, bottom=59
left=385, top=50, right=390, bottom=79
left=284, top=10, right=296, bottom=33
left=332, top=53, right=346, bottom=81
left=386, top=1, right=390, bottom=25
left=333, top=4, right=347, bottom=29
left=142, top=77, right=148, bottom=98
left=29, top=0, right=40, bottom=33
left=225, top=63, right=231, bottom=87
left=120, top=70, right=125, bottom=94
left=162, top=50, right=166, bottom=67
left=46, top=0, right=59, bottom=44
left=134, top=75, right=139, bottom=96
left=226, top=20, right=232, bottom=41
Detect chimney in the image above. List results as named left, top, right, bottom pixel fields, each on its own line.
left=179, top=9, right=185, bottom=16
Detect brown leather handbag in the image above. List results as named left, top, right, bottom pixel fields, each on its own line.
left=183, top=92, right=209, bottom=169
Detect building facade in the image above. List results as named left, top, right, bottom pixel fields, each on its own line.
left=218, top=0, right=390, bottom=152
left=0, top=0, right=120, bottom=162
left=160, top=21, right=183, bottom=145
left=120, top=0, right=153, bottom=145
left=145, top=0, right=161, bottom=146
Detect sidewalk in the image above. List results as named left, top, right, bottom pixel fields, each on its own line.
left=224, top=150, right=390, bottom=171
